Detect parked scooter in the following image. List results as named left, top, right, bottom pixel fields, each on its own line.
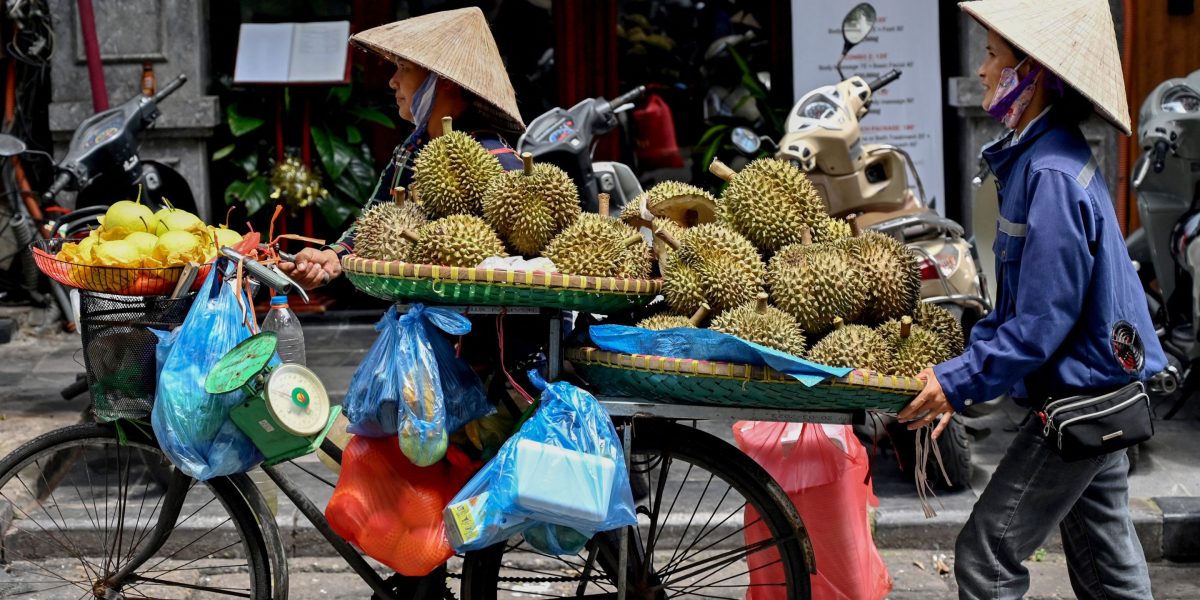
left=518, top=87, right=648, bottom=215
left=1125, top=69, right=1200, bottom=419
left=731, top=3, right=991, bottom=489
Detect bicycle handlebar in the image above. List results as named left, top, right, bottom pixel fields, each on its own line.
left=219, top=246, right=309, bottom=303
left=43, top=171, right=73, bottom=202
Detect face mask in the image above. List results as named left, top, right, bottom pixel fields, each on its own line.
left=987, top=58, right=1042, bottom=129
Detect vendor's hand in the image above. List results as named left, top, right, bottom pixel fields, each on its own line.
left=897, top=367, right=955, bottom=439
left=279, top=248, right=341, bottom=290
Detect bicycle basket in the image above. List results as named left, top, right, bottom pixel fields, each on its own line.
left=32, top=238, right=213, bottom=297
left=79, top=291, right=196, bottom=421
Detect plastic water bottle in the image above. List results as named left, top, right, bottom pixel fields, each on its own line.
left=261, top=295, right=306, bottom=365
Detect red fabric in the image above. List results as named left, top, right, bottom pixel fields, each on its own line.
left=631, top=93, right=684, bottom=169
left=326, top=436, right=480, bottom=576
left=734, top=422, right=892, bottom=600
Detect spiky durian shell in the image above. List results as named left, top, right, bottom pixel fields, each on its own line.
left=915, top=302, right=965, bottom=356
left=353, top=201, right=427, bottom=261
left=411, top=131, right=503, bottom=218
left=710, top=302, right=807, bottom=356
left=661, top=253, right=708, bottom=315
left=676, top=223, right=764, bottom=313
left=483, top=163, right=581, bottom=256
left=841, top=231, right=921, bottom=322
left=621, top=181, right=717, bottom=227
left=408, top=215, right=507, bottom=268
left=806, top=324, right=894, bottom=373
left=543, top=214, right=647, bottom=277
left=877, top=319, right=950, bottom=376
left=812, top=216, right=852, bottom=244
left=716, top=158, right=828, bottom=252
left=766, top=243, right=869, bottom=335
left=636, top=314, right=697, bottom=331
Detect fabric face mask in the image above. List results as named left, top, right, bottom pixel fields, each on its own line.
left=987, top=58, right=1042, bottom=129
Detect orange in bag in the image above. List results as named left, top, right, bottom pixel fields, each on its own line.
left=326, top=435, right=480, bottom=576
left=734, top=422, right=892, bottom=600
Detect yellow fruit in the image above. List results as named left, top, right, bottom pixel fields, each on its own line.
left=153, top=230, right=205, bottom=266
left=155, top=209, right=202, bottom=235
left=124, top=232, right=159, bottom=256
left=93, top=240, right=144, bottom=268
left=102, top=201, right=155, bottom=234
left=210, top=226, right=243, bottom=249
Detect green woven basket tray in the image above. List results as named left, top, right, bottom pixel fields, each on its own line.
left=567, top=347, right=922, bottom=413
left=342, top=256, right=662, bottom=313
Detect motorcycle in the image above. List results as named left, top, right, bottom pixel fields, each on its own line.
left=1125, top=69, right=1200, bottom=419
left=730, top=3, right=991, bottom=489
left=518, top=86, right=648, bottom=215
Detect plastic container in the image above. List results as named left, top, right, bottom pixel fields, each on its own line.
left=261, top=295, right=306, bottom=365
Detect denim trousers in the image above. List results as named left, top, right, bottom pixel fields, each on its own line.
left=954, top=417, right=1153, bottom=599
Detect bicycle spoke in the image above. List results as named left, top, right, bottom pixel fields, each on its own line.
left=127, top=573, right=253, bottom=597
left=662, top=499, right=747, bottom=577
left=120, top=447, right=158, bottom=567
left=0, top=485, right=101, bottom=580
left=663, top=471, right=721, bottom=572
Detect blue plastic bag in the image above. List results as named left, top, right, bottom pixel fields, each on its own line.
left=343, top=304, right=492, bottom=466
left=444, top=371, right=637, bottom=553
left=589, top=324, right=852, bottom=385
left=151, top=264, right=264, bottom=481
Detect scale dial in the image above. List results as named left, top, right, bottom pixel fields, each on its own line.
left=264, top=364, right=330, bottom=436
left=205, top=332, right=278, bottom=394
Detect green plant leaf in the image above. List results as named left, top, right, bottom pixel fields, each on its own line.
left=697, top=124, right=729, bottom=148
left=311, top=126, right=352, bottom=180
left=236, top=152, right=258, bottom=177
left=328, top=85, right=352, bottom=106
left=224, top=180, right=247, bottom=206
left=333, top=154, right=378, bottom=204
left=317, top=197, right=356, bottom=228
left=225, top=176, right=270, bottom=216
left=211, top=144, right=236, bottom=161
left=349, top=105, right=395, bottom=128
left=700, top=136, right=726, bottom=176
left=345, top=124, right=362, bottom=145
left=226, top=103, right=265, bottom=137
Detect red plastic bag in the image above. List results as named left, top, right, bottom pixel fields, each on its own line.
left=734, top=422, right=892, bottom=600
left=326, top=436, right=480, bottom=576
left=632, top=93, right=684, bottom=169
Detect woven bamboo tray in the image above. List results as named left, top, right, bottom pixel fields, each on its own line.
left=567, top=347, right=923, bottom=413
left=342, top=256, right=662, bottom=313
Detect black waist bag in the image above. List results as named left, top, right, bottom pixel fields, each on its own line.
left=1038, top=382, right=1153, bottom=462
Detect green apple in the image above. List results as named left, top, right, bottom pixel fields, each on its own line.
left=154, top=208, right=203, bottom=235
left=102, top=201, right=154, bottom=234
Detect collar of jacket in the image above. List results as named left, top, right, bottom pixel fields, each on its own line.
left=983, top=107, right=1065, bottom=184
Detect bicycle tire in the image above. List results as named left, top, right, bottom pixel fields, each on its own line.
left=457, top=419, right=813, bottom=599
left=0, top=423, right=276, bottom=599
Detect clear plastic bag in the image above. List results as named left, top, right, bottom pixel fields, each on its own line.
left=150, top=265, right=264, bottom=481
left=734, top=422, right=892, bottom=600
left=444, top=371, right=636, bottom=553
left=343, top=304, right=492, bottom=467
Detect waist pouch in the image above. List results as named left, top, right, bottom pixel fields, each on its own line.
left=1037, top=381, right=1152, bottom=462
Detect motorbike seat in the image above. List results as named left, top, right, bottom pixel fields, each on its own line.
left=853, top=206, right=926, bottom=229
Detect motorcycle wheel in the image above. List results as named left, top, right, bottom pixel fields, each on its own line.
left=887, top=415, right=973, bottom=491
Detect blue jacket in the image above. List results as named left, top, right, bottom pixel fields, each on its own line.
left=933, top=109, right=1166, bottom=411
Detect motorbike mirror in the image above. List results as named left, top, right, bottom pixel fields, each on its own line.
left=730, top=127, right=761, bottom=155
left=0, top=134, right=27, bottom=157
left=842, top=3, right=877, bottom=49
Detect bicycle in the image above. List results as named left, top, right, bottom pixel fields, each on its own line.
left=0, top=251, right=839, bottom=599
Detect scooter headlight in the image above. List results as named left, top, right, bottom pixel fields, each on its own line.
left=1161, top=85, right=1200, bottom=114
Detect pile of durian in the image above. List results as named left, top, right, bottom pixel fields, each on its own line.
left=351, top=116, right=650, bottom=278
left=627, top=157, right=965, bottom=378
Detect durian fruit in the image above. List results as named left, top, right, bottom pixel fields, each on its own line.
left=710, top=157, right=828, bottom=253
left=656, top=222, right=764, bottom=314
left=806, top=317, right=894, bottom=373
left=619, top=181, right=717, bottom=227
left=915, top=302, right=965, bottom=356
left=411, top=116, right=503, bottom=218
left=812, top=215, right=852, bottom=244
left=650, top=218, right=685, bottom=274
left=711, top=292, right=807, bottom=356
left=878, top=316, right=950, bottom=377
left=353, top=187, right=427, bottom=261
left=543, top=212, right=648, bottom=277
left=661, top=252, right=708, bottom=315
left=636, top=304, right=710, bottom=331
left=766, top=227, right=869, bottom=335
left=403, top=214, right=507, bottom=268
left=483, top=152, right=581, bottom=256
left=839, top=218, right=921, bottom=322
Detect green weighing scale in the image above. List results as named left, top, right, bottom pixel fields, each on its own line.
left=205, top=332, right=342, bottom=466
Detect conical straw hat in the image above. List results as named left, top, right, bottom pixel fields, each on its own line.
left=350, top=7, right=525, bottom=133
left=960, top=0, right=1131, bottom=135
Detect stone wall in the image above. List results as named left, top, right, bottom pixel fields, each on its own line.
left=47, top=0, right=219, bottom=222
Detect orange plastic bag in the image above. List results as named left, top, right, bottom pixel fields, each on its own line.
left=326, top=435, right=480, bottom=576
left=734, top=422, right=892, bottom=600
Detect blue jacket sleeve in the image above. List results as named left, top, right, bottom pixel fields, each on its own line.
left=933, top=170, right=1097, bottom=410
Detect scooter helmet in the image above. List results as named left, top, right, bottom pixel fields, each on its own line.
left=1169, top=206, right=1200, bottom=269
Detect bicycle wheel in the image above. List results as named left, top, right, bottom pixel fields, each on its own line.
left=0, top=423, right=275, bottom=599
left=458, top=419, right=813, bottom=599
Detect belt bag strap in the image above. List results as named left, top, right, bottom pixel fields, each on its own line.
left=1037, top=382, right=1153, bottom=462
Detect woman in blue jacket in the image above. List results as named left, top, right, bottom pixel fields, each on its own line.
left=898, top=1, right=1166, bottom=597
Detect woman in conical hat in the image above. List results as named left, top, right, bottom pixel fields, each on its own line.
left=283, top=7, right=525, bottom=288
left=897, top=1, right=1164, bottom=596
